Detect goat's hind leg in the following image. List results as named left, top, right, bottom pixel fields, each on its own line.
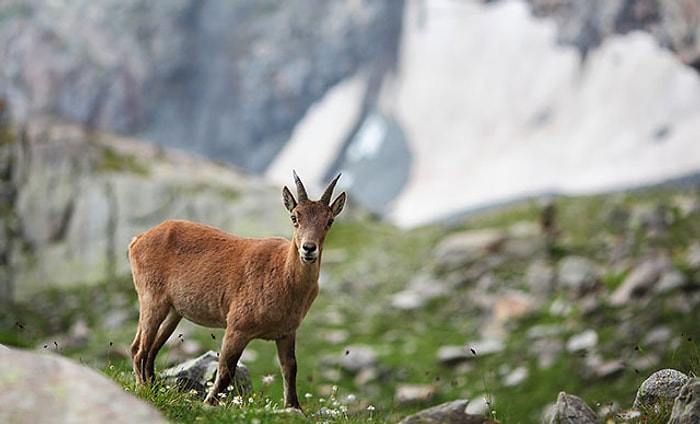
left=132, top=299, right=171, bottom=384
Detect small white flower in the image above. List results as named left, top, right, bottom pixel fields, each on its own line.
left=367, top=404, right=376, bottom=411
left=232, top=395, right=243, bottom=405
left=304, top=392, right=313, bottom=399
left=261, top=374, right=276, bottom=385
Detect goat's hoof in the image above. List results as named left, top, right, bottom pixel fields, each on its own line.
left=281, top=407, right=305, bottom=416
left=203, top=395, right=219, bottom=407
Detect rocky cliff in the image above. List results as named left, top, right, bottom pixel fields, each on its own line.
left=0, top=0, right=403, bottom=172
left=0, top=116, right=290, bottom=301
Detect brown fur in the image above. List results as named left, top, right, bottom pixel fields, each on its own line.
left=129, top=174, right=345, bottom=411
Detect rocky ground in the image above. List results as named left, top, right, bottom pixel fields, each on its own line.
left=1, top=180, right=699, bottom=422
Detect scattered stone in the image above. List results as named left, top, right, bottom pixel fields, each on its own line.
left=395, top=384, right=435, bottom=405
left=557, top=256, right=601, bottom=294
left=610, top=256, right=670, bottom=306
left=160, top=351, right=252, bottom=398
left=643, top=327, right=672, bottom=346
left=591, top=359, right=626, bottom=379
left=0, top=347, right=166, bottom=423
left=547, top=391, right=598, bottom=424
left=654, top=269, right=687, bottom=294
left=465, top=394, right=492, bottom=416
left=566, top=329, right=598, bottom=353
left=669, top=378, right=700, bottom=424
left=433, top=229, right=507, bottom=271
left=437, top=345, right=473, bottom=367
left=398, top=399, right=498, bottom=424
left=503, top=366, right=528, bottom=387
left=340, top=345, right=378, bottom=374
left=492, top=290, right=536, bottom=324
left=634, top=369, right=689, bottom=413
left=524, top=259, right=555, bottom=296
left=466, top=339, right=505, bottom=357
left=392, top=273, right=449, bottom=311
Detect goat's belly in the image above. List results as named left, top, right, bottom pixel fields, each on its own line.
left=174, top=306, right=227, bottom=328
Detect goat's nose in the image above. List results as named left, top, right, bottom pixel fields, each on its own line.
left=302, top=243, right=317, bottom=253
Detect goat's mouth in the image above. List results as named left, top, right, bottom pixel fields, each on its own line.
left=300, top=253, right=318, bottom=264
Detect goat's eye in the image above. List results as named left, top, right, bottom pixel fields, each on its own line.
left=290, top=215, right=298, bottom=225
left=327, top=218, right=334, bottom=228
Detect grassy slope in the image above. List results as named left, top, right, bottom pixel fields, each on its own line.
left=2, top=188, right=699, bottom=423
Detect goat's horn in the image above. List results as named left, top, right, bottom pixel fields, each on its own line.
left=293, top=170, right=308, bottom=202
left=320, top=173, right=341, bottom=205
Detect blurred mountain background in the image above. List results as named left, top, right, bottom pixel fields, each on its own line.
left=2, top=0, right=699, bottom=229
left=1, top=0, right=700, bottom=295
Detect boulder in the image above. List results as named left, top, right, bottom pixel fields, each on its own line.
left=160, top=350, right=252, bottom=398
left=610, top=255, right=671, bottom=306
left=634, top=368, right=689, bottom=413
left=669, top=378, right=700, bottom=424
left=433, top=229, right=508, bottom=271
left=557, top=256, right=601, bottom=294
left=340, top=345, right=378, bottom=374
left=547, top=392, right=598, bottom=424
left=395, top=384, right=435, bottom=405
left=0, top=348, right=165, bottom=424
left=398, top=399, right=498, bottom=424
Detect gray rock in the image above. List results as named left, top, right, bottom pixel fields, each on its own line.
left=466, top=339, right=505, bottom=357
left=160, top=350, right=251, bottom=398
left=391, top=273, right=449, bottom=311
left=610, top=255, right=671, bottom=306
left=437, top=346, right=474, bottom=367
left=524, top=259, right=555, bottom=297
left=438, top=339, right=505, bottom=366
left=0, top=348, right=166, bottom=424
left=655, top=269, right=687, bottom=294
left=669, top=378, right=700, bottom=424
left=565, top=329, right=598, bottom=353
left=340, top=345, right=378, bottom=374
left=547, top=391, right=598, bottom=424
left=395, top=384, right=435, bottom=405
left=433, top=229, right=507, bottom=271
left=634, top=369, right=689, bottom=413
left=398, top=399, right=498, bottom=424
left=557, top=256, right=601, bottom=294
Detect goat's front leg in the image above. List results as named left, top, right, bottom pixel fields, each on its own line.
left=204, top=328, right=249, bottom=405
left=276, top=333, right=302, bottom=412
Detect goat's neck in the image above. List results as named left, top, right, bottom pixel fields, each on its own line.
left=286, top=239, right=321, bottom=288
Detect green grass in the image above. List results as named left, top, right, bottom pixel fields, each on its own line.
left=1, top=188, right=699, bottom=422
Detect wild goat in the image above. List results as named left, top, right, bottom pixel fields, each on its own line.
left=128, top=171, right=346, bottom=410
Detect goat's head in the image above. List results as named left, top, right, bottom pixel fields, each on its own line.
left=282, top=171, right=346, bottom=264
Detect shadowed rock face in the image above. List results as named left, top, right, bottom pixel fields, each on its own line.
left=0, top=1, right=404, bottom=172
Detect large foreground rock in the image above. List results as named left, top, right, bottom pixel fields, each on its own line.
left=0, top=348, right=165, bottom=424
left=669, top=378, right=700, bottom=424
left=634, top=368, right=689, bottom=413
left=547, top=392, right=598, bottom=424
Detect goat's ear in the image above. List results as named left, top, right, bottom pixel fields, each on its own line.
left=330, top=192, right=346, bottom=217
left=282, top=186, right=297, bottom=212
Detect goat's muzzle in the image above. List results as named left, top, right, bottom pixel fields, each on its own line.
left=299, top=242, right=318, bottom=264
